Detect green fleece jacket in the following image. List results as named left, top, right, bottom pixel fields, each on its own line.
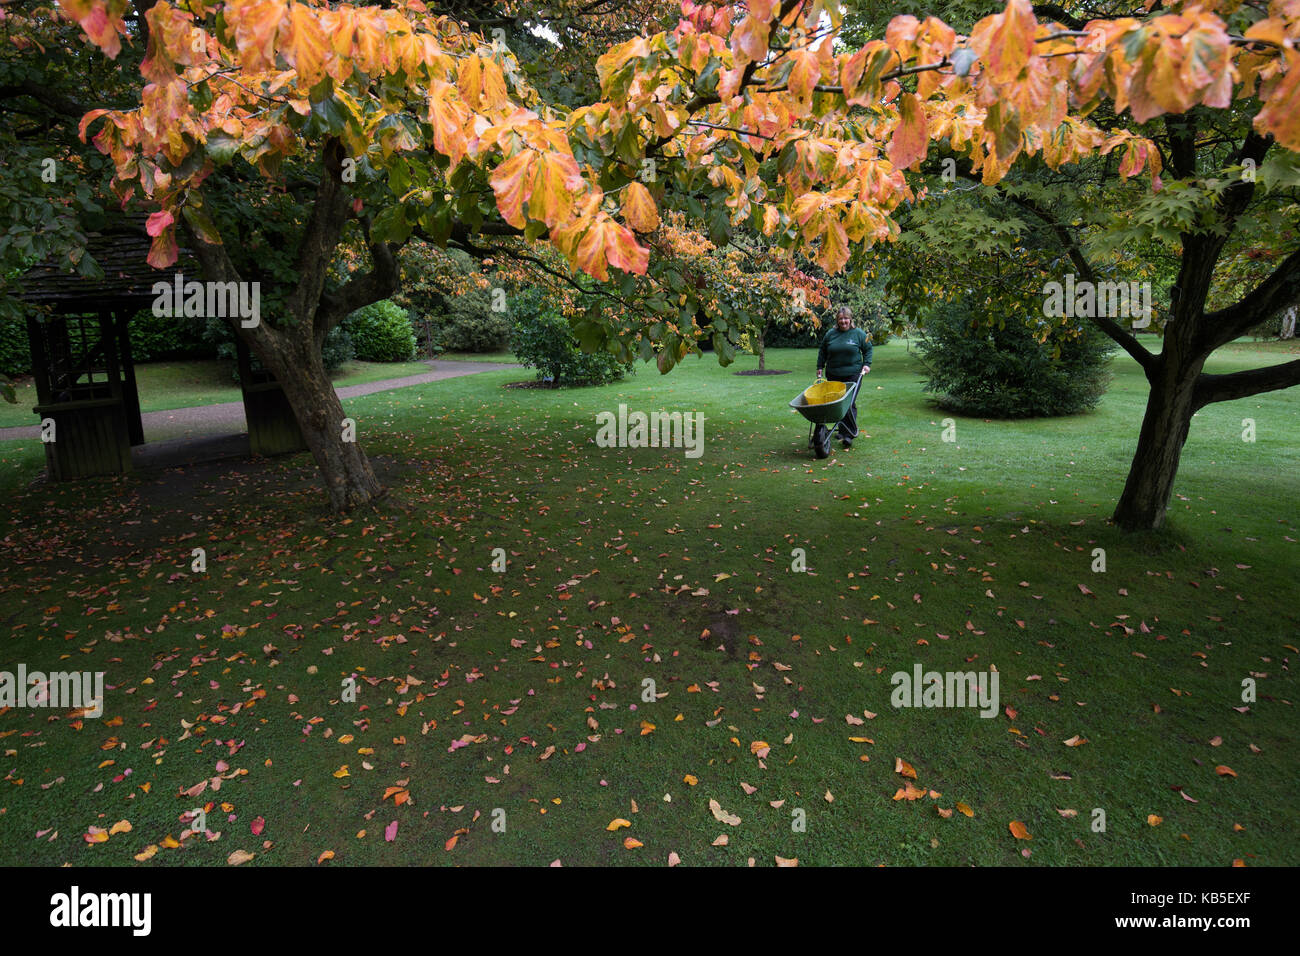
left=818, top=326, right=872, bottom=379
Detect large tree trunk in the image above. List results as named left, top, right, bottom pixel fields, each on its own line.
left=1111, top=354, right=1202, bottom=531
left=265, top=333, right=385, bottom=511
left=184, top=138, right=399, bottom=513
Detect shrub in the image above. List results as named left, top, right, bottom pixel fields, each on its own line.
left=0, top=315, right=30, bottom=376
left=511, top=307, right=632, bottom=386
left=127, top=309, right=213, bottom=362
left=394, top=243, right=510, bottom=355
left=425, top=287, right=511, bottom=353
left=762, top=320, right=821, bottom=349
left=917, top=297, right=1115, bottom=418
left=344, top=300, right=417, bottom=362
left=0, top=309, right=217, bottom=377
left=321, top=323, right=356, bottom=369
left=205, top=317, right=353, bottom=380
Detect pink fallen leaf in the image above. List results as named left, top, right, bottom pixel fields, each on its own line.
left=384, top=820, right=399, bottom=842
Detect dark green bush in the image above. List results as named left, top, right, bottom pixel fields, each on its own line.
left=344, top=299, right=417, bottom=362
left=0, top=309, right=216, bottom=376
left=393, top=244, right=511, bottom=355
left=127, top=309, right=213, bottom=362
left=762, top=320, right=821, bottom=349
left=0, top=315, right=30, bottom=376
left=427, top=287, right=511, bottom=353
left=917, top=297, right=1115, bottom=418
left=205, top=317, right=353, bottom=380
left=511, top=306, right=632, bottom=386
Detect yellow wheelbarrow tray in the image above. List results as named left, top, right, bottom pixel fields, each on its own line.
left=789, top=377, right=861, bottom=425
left=789, top=376, right=863, bottom=458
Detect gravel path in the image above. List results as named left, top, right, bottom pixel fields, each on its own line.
left=0, top=359, right=521, bottom=443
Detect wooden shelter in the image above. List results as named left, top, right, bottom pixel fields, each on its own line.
left=16, top=217, right=305, bottom=479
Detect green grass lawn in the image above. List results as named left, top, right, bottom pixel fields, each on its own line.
left=0, top=342, right=1295, bottom=867
left=0, top=358, right=433, bottom=428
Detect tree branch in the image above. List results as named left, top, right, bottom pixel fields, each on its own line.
left=179, top=211, right=280, bottom=355
left=1200, top=245, right=1300, bottom=351
left=1193, top=358, right=1300, bottom=408
left=288, top=138, right=354, bottom=329
left=316, top=218, right=401, bottom=335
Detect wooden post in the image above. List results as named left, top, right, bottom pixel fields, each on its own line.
left=116, top=309, right=145, bottom=446
left=236, top=337, right=306, bottom=456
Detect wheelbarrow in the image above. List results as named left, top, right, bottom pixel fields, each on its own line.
left=789, top=376, right=863, bottom=459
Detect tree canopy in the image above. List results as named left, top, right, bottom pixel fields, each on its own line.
left=5, top=0, right=1299, bottom=524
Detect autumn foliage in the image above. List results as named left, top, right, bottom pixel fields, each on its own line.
left=58, top=0, right=1298, bottom=288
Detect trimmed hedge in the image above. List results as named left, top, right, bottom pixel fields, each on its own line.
left=345, top=300, right=417, bottom=362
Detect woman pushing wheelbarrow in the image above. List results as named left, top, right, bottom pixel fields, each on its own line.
left=789, top=306, right=872, bottom=459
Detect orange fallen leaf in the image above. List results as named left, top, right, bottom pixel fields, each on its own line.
left=894, top=757, right=917, bottom=779
left=1009, top=821, right=1032, bottom=840
left=775, top=855, right=798, bottom=866
left=956, top=802, right=974, bottom=817
left=606, top=818, right=632, bottom=831
left=1215, top=765, right=1237, bottom=777
left=623, top=837, right=643, bottom=849
left=683, top=774, right=698, bottom=786
left=445, top=834, right=458, bottom=851
left=317, top=850, right=335, bottom=864
left=1147, top=814, right=1163, bottom=826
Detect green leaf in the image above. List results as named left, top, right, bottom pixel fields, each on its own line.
left=205, top=131, right=240, bottom=165
left=372, top=204, right=412, bottom=244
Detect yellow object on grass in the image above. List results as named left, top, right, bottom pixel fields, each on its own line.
left=802, top=380, right=847, bottom=405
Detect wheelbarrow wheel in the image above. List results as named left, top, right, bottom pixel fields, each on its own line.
left=813, top=424, right=832, bottom=459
